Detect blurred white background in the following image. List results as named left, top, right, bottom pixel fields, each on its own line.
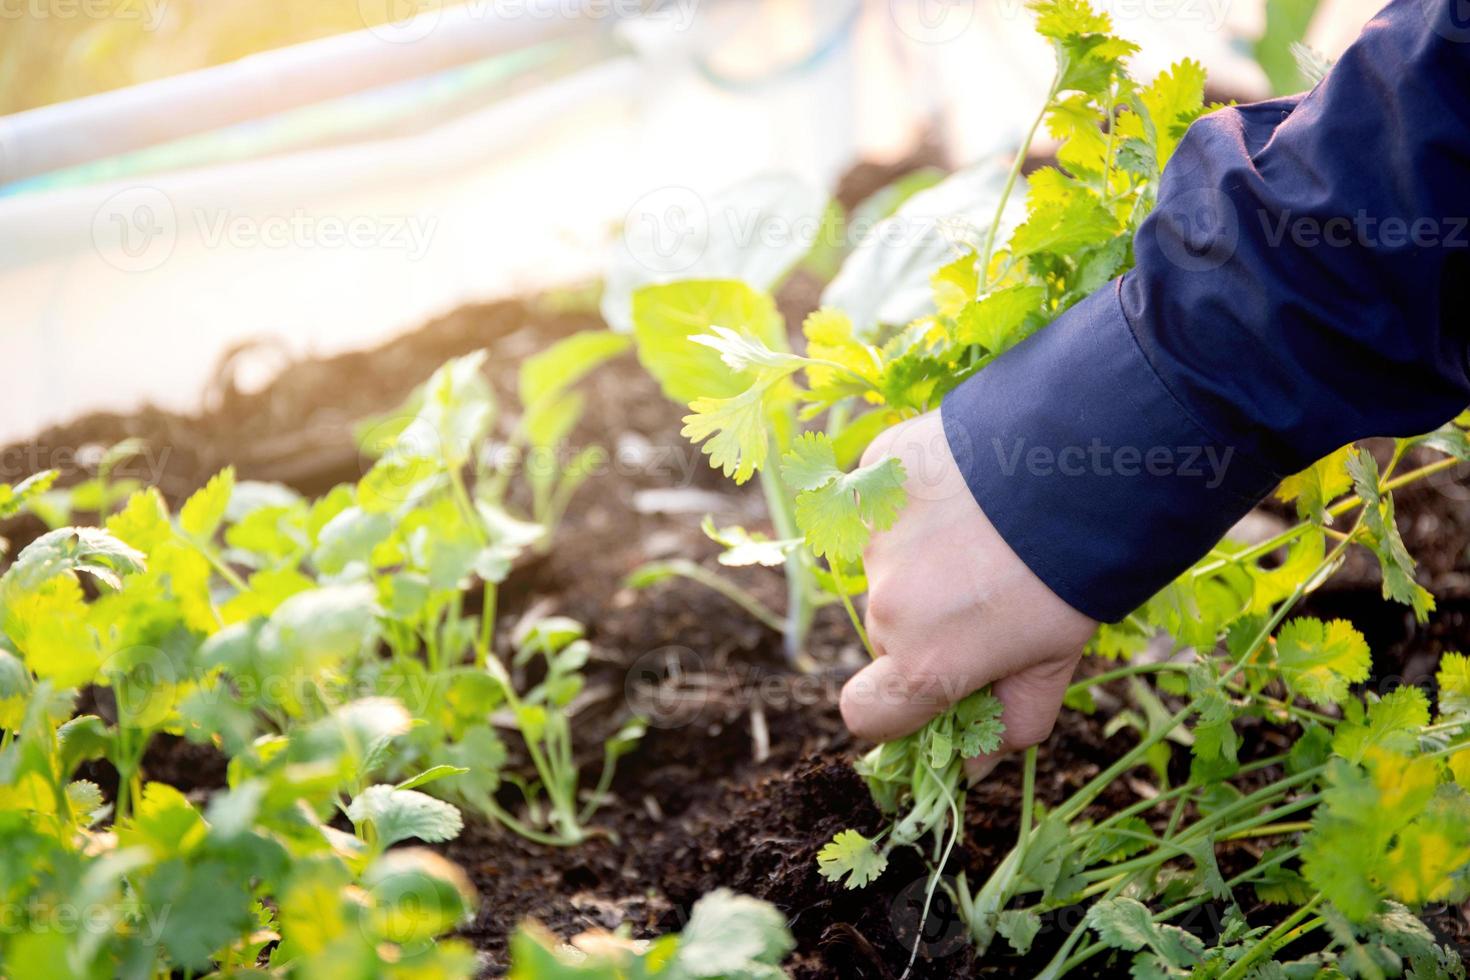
left=0, top=0, right=1383, bottom=443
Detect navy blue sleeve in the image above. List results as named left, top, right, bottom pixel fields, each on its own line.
left=941, top=0, right=1470, bottom=623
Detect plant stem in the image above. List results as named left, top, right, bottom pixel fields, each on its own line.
left=477, top=581, right=497, bottom=669
left=1218, top=820, right=1311, bottom=841
left=759, top=465, right=814, bottom=664
left=1220, top=893, right=1325, bottom=980
left=828, top=558, right=875, bottom=660
left=1191, top=454, right=1459, bottom=580
left=1065, top=661, right=1192, bottom=700
left=1019, top=747, right=1037, bottom=842
left=981, top=69, right=1062, bottom=287
left=636, top=559, right=786, bottom=633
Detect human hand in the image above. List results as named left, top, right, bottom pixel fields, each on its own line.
left=840, top=411, right=1098, bottom=780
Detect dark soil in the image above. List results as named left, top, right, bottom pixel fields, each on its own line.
left=5, top=147, right=1470, bottom=976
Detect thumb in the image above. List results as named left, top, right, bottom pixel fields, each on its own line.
left=964, top=655, right=1078, bottom=783
left=840, top=653, right=994, bottom=744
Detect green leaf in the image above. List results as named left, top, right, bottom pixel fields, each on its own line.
left=632, top=280, right=785, bottom=404
left=692, top=325, right=809, bottom=376
left=956, top=690, right=1006, bottom=757
left=1085, top=897, right=1204, bottom=967
left=519, top=330, right=631, bottom=408
left=1256, top=0, right=1323, bottom=95
left=1254, top=862, right=1315, bottom=906
left=1082, top=816, right=1154, bottom=863
left=817, top=829, right=889, bottom=888
left=0, top=470, right=58, bottom=521
left=1276, top=446, right=1354, bottom=524
left=701, top=517, right=797, bottom=568
left=1332, top=687, right=1430, bottom=763
left=179, top=467, right=235, bottom=541
left=347, top=785, right=465, bottom=848
left=396, top=765, right=471, bottom=792
left=1273, top=617, right=1371, bottom=706
left=673, top=888, right=795, bottom=976
left=2, top=525, right=146, bottom=593
left=1131, top=59, right=1208, bottom=170
left=1085, top=896, right=1156, bottom=951
left=360, top=848, right=477, bottom=945
left=680, top=392, right=777, bottom=486
left=955, top=285, right=1045, bottom=354
left=998, top=909, right=1042, bottom=955
left=782, top=432, right=908, bottom=563
left=1436, top=652, right=1470, bottom=718
left=257, top=584, right=379, bottom=677
left=1007, top=190, right=1119, bottom=258
left=1348, top=448, right=1435, bottom=622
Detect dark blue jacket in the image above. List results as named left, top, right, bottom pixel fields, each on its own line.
left=942, top=0, right=1470, bottom=622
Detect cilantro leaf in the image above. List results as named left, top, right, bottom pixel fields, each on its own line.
left=1348, top=448, right=1435, bottom=621
left=781, top=433, right=907, bottom=563
left=179, top=467, right=235, bottom=542
left=674, top=888, right=796, bottom=976
left=347, top=785, right=465, bottom=848
left=1332, top=686, right=1430, bottom=763
left=682, top=376, right=788, bottom=485
left=632, top=280, right=785, bottom=404
left=1273, top=617, right=1371, bottom=706
left=1435, top=652, right=1470, bottom=718
left=955, top=285, right=1045, bottom=354
left=956, top=690, right=1006, bottom=757
left=817, top=829, right=889, bottom=889
left=1276, top=445, right=1354, bottom=524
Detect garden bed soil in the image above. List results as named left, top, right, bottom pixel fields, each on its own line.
left=4, top=150, right=1470, bottom=976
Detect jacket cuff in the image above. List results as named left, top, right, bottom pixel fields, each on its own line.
left=940, top=280, right=1283, bottom=623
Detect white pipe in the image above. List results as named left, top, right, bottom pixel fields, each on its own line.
left=0, top=0, right=619, bottom=185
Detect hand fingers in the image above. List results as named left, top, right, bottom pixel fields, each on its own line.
left=963, top=655, right=1080, bottom=783
left=840, top=650, right=999, bottom=744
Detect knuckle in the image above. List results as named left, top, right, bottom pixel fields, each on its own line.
left=1005, top=713, right=1057, bottom=749
left=863, top=588, right=901, bottom=636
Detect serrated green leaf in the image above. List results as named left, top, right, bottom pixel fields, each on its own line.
left=781, top=432, right=907, bottom=563
left=347, top=785, right=464, bottom=848
left=632, top=280, right=785, bottom=404
left=1348, top=448, right=1435, bottom=622
left=0, top=470, right=58, bottom=521
left=955, top=285, right=1045, bottom=354
left=1276, top=446, right=1354, bottom=524
left=816, top=829, right=889, bottom=889
left=682, top=376, right=789, bottom=485
left=1435, top=652, right=1470, bottom=718
left=674, top=888, right=795, bottom=976
left=179, top=467, right=235, bottom=541
left=1274, top=617, right=1371, bottom=706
